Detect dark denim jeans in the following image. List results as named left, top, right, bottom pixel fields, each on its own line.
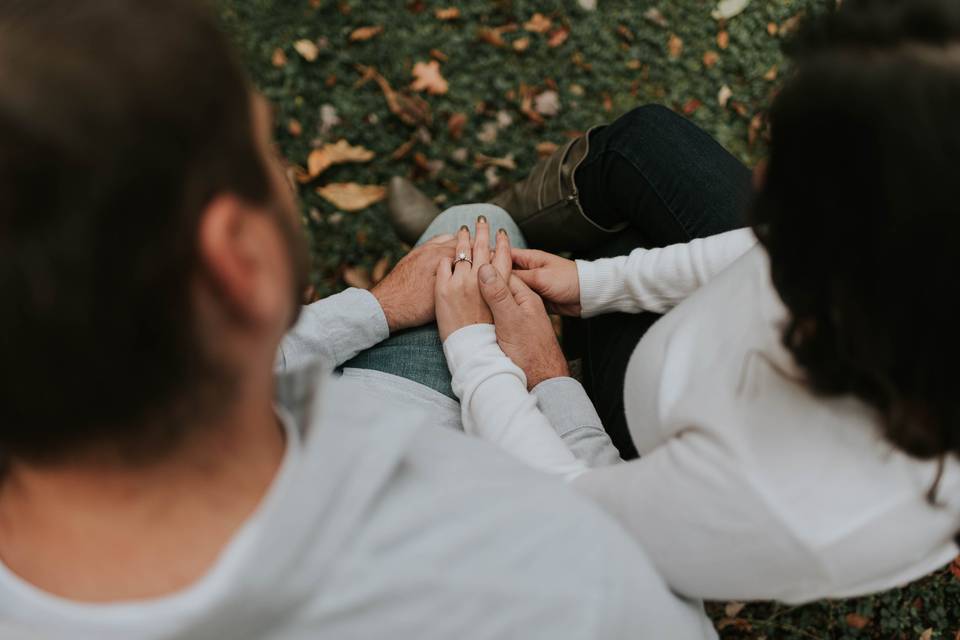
left=574, top=104, right=754, bottom=459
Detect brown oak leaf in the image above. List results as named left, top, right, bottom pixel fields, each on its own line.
left=316, top=183, right=386, bottom=212
left=410, top=60, right=449, bottom=95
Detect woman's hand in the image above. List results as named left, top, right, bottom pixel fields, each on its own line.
left=435, top=217, right=512, bottom=341
left=480, top=235, right=569, bottom=390
left=511, top=248, right=582, bottom=317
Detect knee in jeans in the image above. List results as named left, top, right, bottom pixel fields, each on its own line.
left=604, top=104, right=685, bottom=144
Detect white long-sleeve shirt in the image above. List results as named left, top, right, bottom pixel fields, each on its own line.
left=442, top=228, right=960, bottom=604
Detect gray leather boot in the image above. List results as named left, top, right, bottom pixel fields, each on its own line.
left=387, top=176, right=441, bottom=245
left=488, top=126, right=626, bottom=252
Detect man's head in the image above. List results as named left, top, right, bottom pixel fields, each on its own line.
left=0, top=0, right=309, bottom=464
left=752, top=0, right=960, bottom=460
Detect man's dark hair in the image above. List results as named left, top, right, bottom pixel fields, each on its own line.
left=752, top=0, right=960, bottom=487
left=0, top=0, right=274, bottom=462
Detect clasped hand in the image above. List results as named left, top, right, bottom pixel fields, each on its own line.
left=371, top=215, right=583, bottom=389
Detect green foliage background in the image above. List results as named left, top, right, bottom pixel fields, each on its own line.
left=218, top=0, right=960, bottom=636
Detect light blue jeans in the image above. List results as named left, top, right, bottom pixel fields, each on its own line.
left=341, top=204, right=527, bottom=400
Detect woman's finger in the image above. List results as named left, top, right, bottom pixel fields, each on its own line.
left=493, top=228, right=513, bottom=279
left=453, top=224, right=473, bottom=276
left=473, top=215, right=490, bottom=267
left=511, top=247, right=551, bottom=270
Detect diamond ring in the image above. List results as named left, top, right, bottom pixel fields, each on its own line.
left=454, top=251, right=473, bottom=266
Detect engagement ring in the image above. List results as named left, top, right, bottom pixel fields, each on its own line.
left=455, top=252, right=473, bottom=266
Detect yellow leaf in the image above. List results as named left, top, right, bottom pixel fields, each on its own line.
left=724, top=602, right=746, bottom=618
left=703, top=50, right=720, bottom=68
left=435, top=7, right=460, bottom=20
left=349, top=25, right=383, bottom=42
left=512, top=37, right=530, bottom=52
left=717, top=30, right=730, bottom=49
left=342, top=265, right=372, bottom=290
left=316, top=183, right=386, bottom=212
left=410, top=60, right=449, bottom=95
left=293, top=39, right=319, bottom=62
left=307, top=140, right=375, bottom=178
left=524, top=13, right=553, bottom=34
left=668, top=34, right=683, bottom=59
left=271, top=48, right=288, bottom=68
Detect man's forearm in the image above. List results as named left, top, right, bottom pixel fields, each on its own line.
left=275, top=288, right=390, bottom=373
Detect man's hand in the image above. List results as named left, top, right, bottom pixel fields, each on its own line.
left=511, top=249, right=581, bottom=317
left=479, top=243, right=569, bottom=390
left=371, top=234, right=456, bottom=333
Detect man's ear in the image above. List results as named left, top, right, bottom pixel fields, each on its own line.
left=196, top=194, right=284, bottom=328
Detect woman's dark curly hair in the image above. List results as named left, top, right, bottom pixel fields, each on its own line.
left=752, top=0, right=960, bottom=498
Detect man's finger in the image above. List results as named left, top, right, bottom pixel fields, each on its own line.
left=492, top=229, right=512, bottom=279
left=513, top=268, right=543, bottom=292
left=425, top=233, right=455, bottom=245
left=507, top=272, right=543, bottom=308
left=478, top=263, right=519, bottom=320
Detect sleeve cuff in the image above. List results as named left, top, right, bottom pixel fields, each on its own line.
left=576, top=257, right=629, bottom=318
left=442, top=323, right=499, bottom=374
left=531, top=377, right=604, bottom=437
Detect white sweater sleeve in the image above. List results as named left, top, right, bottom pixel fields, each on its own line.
left=444, top=324, right=588, bottom=481
left=576, top=228, right=757, bottom=317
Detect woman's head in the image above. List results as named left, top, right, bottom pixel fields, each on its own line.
left=752, top=0, right=960, bottom=461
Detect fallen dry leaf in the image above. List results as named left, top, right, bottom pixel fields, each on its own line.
left=475, top=153, right=517, bottom=171
left=293, top=39, right=319, bottom=62
left=682, top=98, right=702, bottom=115
left=716, top=618, right=752, bottom=632
left=430, top=48, right=449, bottom=62
left=548, top=27, right=570, bottom=48
left=534, top=90, right=561, bottom=117
left=524, top=13, right=553, bottom=34
left=356, top=64, right=432, bottom=127
left=949, top=555, right=960, bottom=580
left=349, top=25, right=384, bottom=42
left=271, top=48, right=288, bottom=68
left=919, top=629, right=933, bottom=640
left=519, top=84, right=545, bottom=125
left=717, top=30, right=730, bottom=49
left=307, top=140, right=375, bottom=178
left=767, top=22, right=779, bottom=36
left=643, top=7, right=669, bottom=28
left=536, top=141, right=559, bottom=157
left=410, top=60, right=449, bottom=95
left=626, top=59, right=643, bottom=70
left=724, top=602, right=746, bottom=618
left=319, top=104, right=341, bottom=134
left=577, top=0, right=597, bottom=9
left=477, top=23, right=518, bottom=48
left=668, top=34, right=684, bottom=59
left=712, top=0, right=751, bottom=20
left=780, top=12, right=805, bottom=36
left=763, top=64, right=779, bottom=81
left=287, top=119, right=303, bottom=137
left=434, top=7, right=460, bottom=20
left=372, top=257, right=391, bottom=284
left=512, top=37, right=530, bottom=52
left=602, top=92, right=613, bottom=112
left=342, top=265, right=373, bottom=289
left=703, top=50, right=720, bottom=68
left=448, top=112, right=468, bottom=140
left=845, top=613, right=870, bottom=630
left=476, top=121, right=500, bottom=143
left=316, top=183, right=386, bottom=212
left=718, top=84, right=733, bottom=107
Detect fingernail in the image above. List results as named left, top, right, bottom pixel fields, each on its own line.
left=460, top=225, right=469, bottom=232
left=477, top=215, right=487, bottom=224
left=479, top=264, right=497, bottom=283
left=497, top=228, right=506, bottom=236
